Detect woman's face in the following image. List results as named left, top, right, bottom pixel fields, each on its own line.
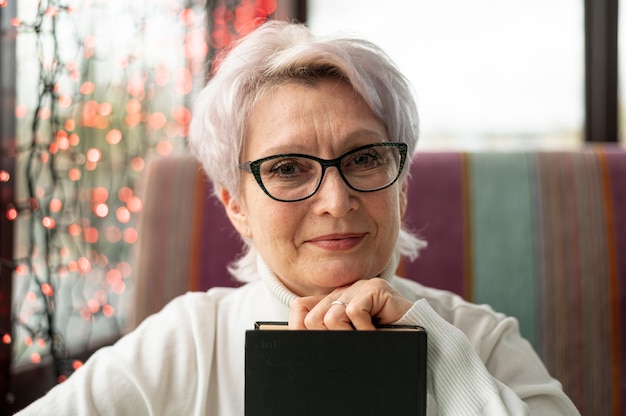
left=222, top=79, right=407, bottom=296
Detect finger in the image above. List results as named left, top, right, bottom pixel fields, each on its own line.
left=344, top=279, right=413, bottom=330
left=288, top=296, right=323, bottom=329
left=323, top=301, right=354, bottom=330
left=304, top=287, right=357, bottom=330
left=345, top=301, right=378, bottom=330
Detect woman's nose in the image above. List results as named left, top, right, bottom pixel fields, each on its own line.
left=311, top=168, right=358, bottom=216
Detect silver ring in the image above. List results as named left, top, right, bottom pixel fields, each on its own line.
left=330, top=300, right=348, bottom=308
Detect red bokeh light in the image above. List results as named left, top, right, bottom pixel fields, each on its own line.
left=15, top=104, right=28, bottom=119
left=116, top=206, right=131, bottom=223
left=42, top=216, right=56, bottom=229
left=68, top=168, right=81, bottom=181
left=173, top=106, right=191, bottom=126
left=58, top=94, right=72, bottom=108
left=106, top=129, right=122, bottom=145
left=88, top=299, right=99, bottom=314
left=92, top=187, right=109, bottom=203
left=98, top=102, right=113, bottom=116
left=84, top=228, right=99, bottom=244
left=123, top=228, right=138, bottom=244
left=6, top=207, right=17, bottom=221
left=41, top=283, right=54, bottom=297
left=185, top=30, right=208, bottom=60
left=68, top=223, right=82, bottom=236
left=102, top=305, right=115, bottom=317
left=130, top=157, right=145, bottom=172
left=77, top=257, right=92, bottom=274
left=49, top=198, right=63, bottom=213
left=86, top=148, right=102, bottom=163
left=118, top=186, right=133, bottom=202
left=126, top=196, right=143, bottom=213
left=156, top=140, right=173, bottom=156
left=148, top=112, right=167, bottom=130
left=69, top=133, right=80, bottom=146
left=80, top=82, right=95, bottom=95
left=94, top=203, right=109, bottom=218
left=179, top=8, right=195, bottom=26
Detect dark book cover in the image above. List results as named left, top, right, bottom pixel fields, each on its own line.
left=245, top=322, right=427, bottom=416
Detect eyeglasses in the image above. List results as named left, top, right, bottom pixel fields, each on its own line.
left=238, top=142, right=408, bottom=202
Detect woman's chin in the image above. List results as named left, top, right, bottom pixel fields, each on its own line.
left=274, top=255, right=385, bottom=296
left=305, top=265, right=374, bottom=292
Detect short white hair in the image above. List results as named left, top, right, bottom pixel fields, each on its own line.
left=188, top=21, right=426, bottom=282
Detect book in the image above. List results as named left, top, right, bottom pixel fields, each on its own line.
left=245, top=322, right=427, bottom=416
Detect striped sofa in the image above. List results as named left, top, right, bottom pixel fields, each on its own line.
left=134, top=147, right=626, bottom=415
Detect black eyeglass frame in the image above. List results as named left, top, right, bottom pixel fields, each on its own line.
left=238, top=142, right=408, bottom=202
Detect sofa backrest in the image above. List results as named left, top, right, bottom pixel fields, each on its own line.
left=134, top=147, right=626, bottom=415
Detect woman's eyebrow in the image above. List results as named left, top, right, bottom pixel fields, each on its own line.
left=253, top=132, right=388, bottom=158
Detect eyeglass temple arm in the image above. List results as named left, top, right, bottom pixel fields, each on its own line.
left=238, top=162, right=253, bottom=173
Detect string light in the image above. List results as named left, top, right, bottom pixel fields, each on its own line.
left=9, top=0, right=271, bottom=393
left=209, top=0, right=276, bottom=66
left=6, top=207, right=18, bottom=221
left=10, top=0, right=210, bottom=383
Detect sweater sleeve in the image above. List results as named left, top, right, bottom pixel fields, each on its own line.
left=396, top=299, right=580, bottom=416
left=15, top=291, right=221, bottom=416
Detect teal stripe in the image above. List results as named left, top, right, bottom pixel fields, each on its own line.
left=468, top=153, right=537, bottom=349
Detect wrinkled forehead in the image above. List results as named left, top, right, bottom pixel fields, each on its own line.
left=241, top=74, right=361, bottom=136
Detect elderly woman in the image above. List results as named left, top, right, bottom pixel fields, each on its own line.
left=18, top=21, right=579, bottom=415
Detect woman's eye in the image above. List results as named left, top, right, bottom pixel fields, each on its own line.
left=349, top=151, right=380, bottom=168
left=270, top=161, right=298, bottom=175
left=354, top=154, right=375, bottom=165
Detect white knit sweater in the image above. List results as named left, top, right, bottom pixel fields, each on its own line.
left=18, top=257, right=579, bottom=415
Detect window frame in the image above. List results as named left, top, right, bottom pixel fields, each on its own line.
left=585, top=0, right=619, bottom=143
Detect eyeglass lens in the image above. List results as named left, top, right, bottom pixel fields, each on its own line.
left=257, top=144, right=403, bottom=201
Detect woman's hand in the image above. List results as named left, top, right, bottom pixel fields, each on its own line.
left=288, top=278, right=413, bottom=330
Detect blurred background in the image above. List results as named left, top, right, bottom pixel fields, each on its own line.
left=0, top=0, right=623, bottom=413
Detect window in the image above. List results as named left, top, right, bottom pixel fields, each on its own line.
left=11, top=0, right=207, bottom=370
left=619, top=2, right=626, bottom=143
left=308, top=0, right=585, bottom=150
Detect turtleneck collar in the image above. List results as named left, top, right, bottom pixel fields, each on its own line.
left=257, top=250, right=400, bottom=311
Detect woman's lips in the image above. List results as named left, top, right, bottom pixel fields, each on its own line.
left=306, top=233, right=366, bottom=250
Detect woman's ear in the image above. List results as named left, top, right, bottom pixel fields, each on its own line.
left=219, top=187, right=252, bottom=238
left=399, top=178, right=408, bottom=220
